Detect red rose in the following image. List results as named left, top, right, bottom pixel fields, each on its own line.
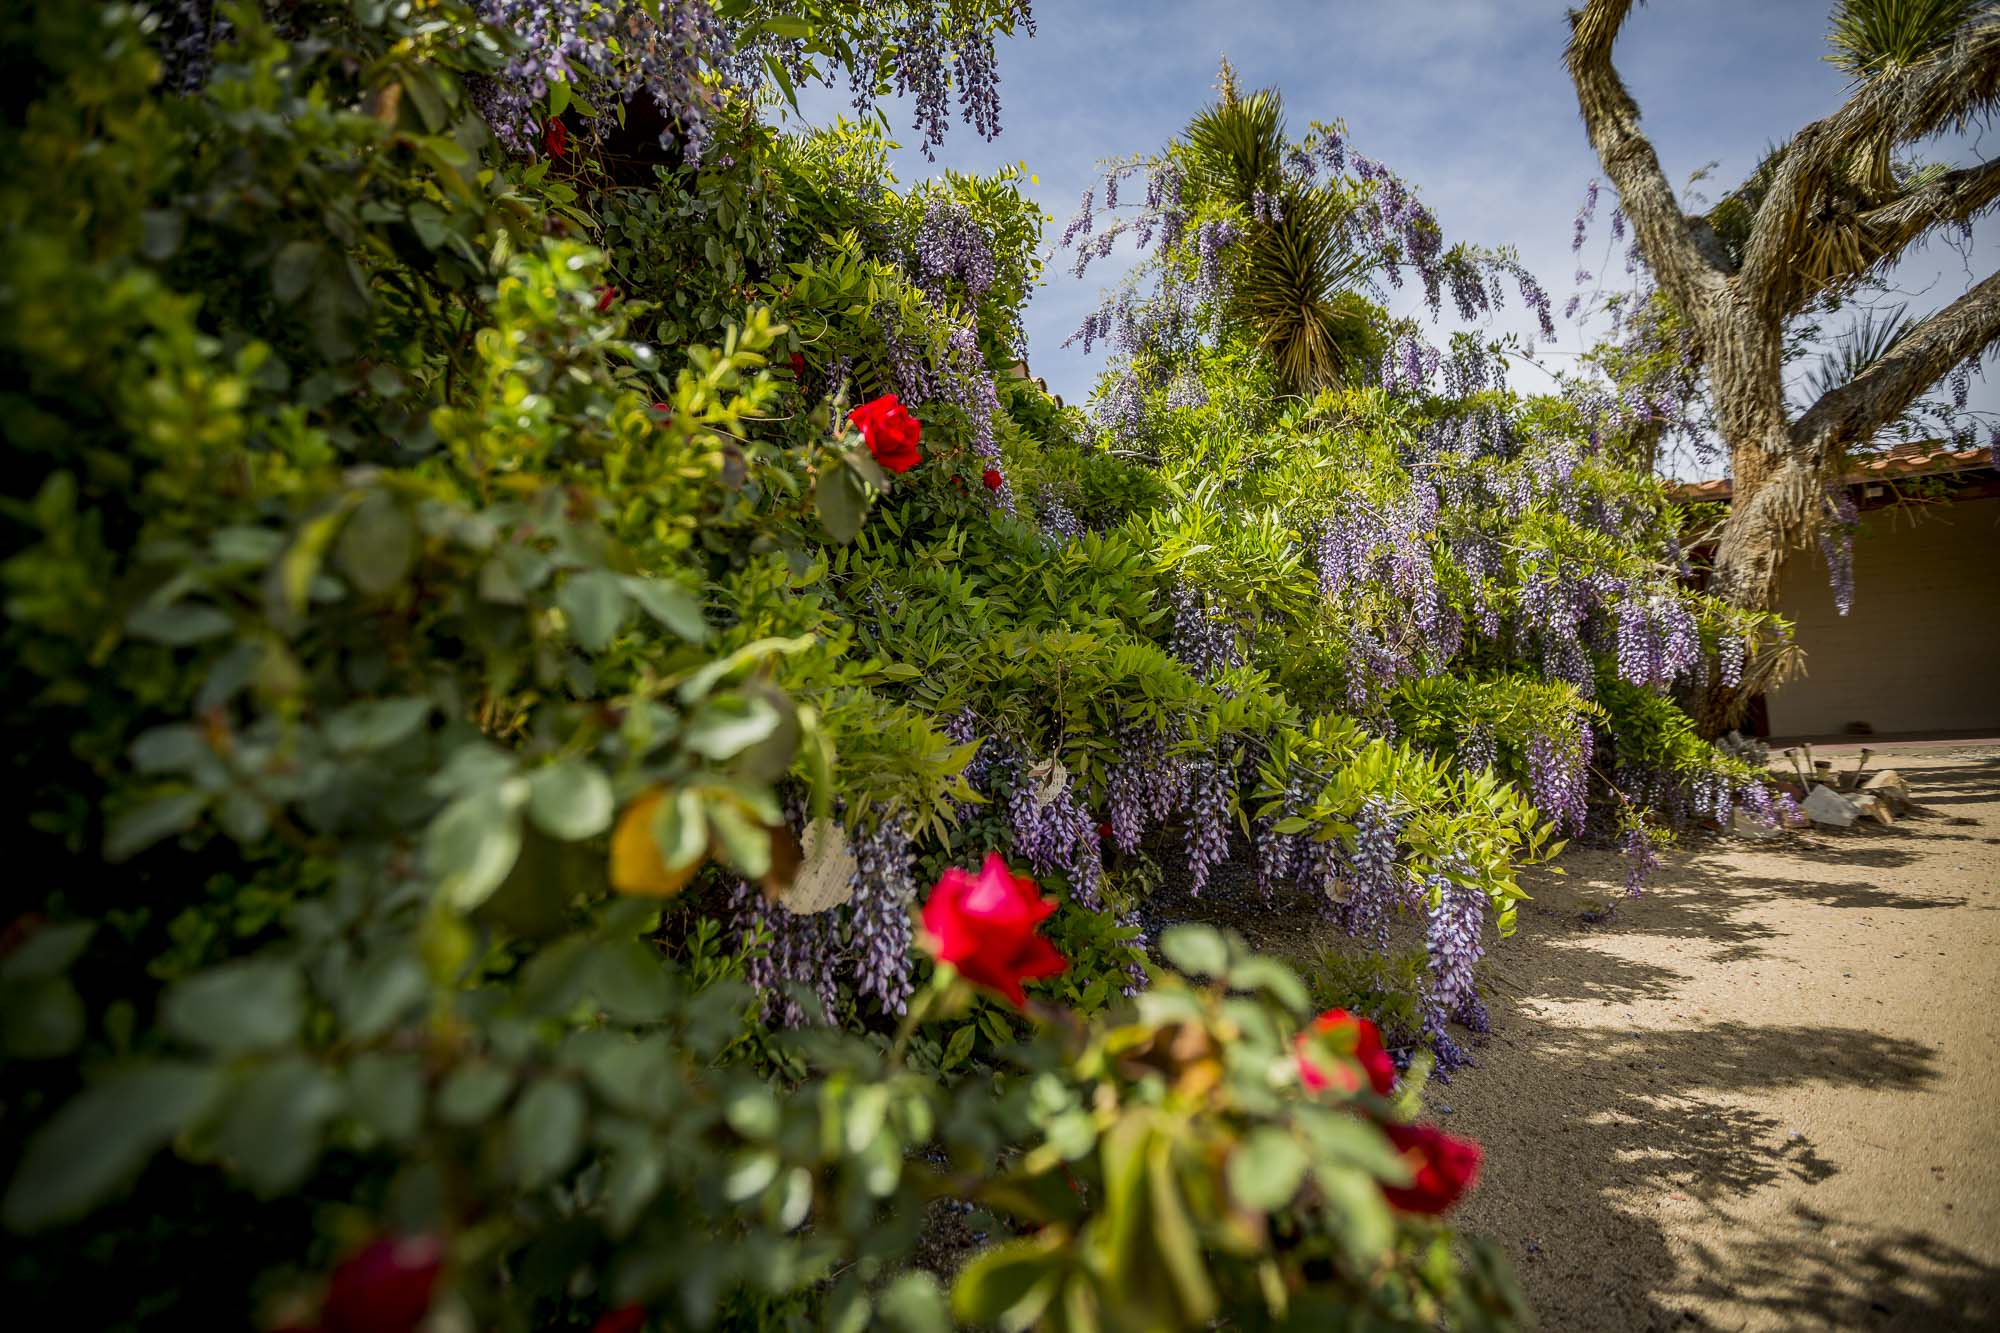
left=790, top=351, right=807, bottom=378
left=595, top=285, right=619, bottom=313
left=846, top=394, right=923, bottom=474
left=1296, top=1008, right=1397, bottom=1097
left=592, top=1307, right=648, bottom=1333
left=1379, top=1123, right=1481, bottom=1215
left=544, top=117, right=567, bottom=159
left=920, top=853, right=1067, bottom=1008
left=320, top=1235, right=444, bottom=1333
left=982, top=467, right=1003, bottom=492
left=1096, top=822, right=1113, bottom=841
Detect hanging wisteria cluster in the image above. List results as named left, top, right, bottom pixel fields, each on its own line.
left=1614, top=590, right=1700, bottom=690
left=726, top=805, right=921, bottom=1026
left=913, top=198, right=997, bottom=301
left=1527, top=719, right=1591, bottom=835
left=1105, top=722, right=1191, bottom=856
left=1422, top=870, right=1490, bottom=1072
left=473, top=0, right=729, bottom=160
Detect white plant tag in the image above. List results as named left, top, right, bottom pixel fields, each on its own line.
left=779, top=818, right=856, bottom=915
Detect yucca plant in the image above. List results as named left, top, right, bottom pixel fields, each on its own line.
left=1183, top=69, right=1378, bottom=394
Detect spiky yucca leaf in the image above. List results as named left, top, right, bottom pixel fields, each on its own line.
left=1182, top=79, right=1376, bottom=391
left=1829, top=0, right=1984, bottom=76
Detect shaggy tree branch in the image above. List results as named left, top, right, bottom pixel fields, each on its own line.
left=1793, top=264, right=2000, bottom=449
left=1857, top=153, right=2000, bottom=252
left=1565, top=0, right=1729, bottom=318
left=1739, top=13, right=2000, bottom=311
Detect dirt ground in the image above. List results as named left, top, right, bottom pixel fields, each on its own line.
left=1444, top=746, right=2000, bottom=1331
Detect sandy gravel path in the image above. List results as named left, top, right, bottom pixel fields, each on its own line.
left=1445, top=746, right=2000, bottom=1331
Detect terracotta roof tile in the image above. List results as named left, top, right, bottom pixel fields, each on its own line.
left=1666, top=440, right=1993, bottom=503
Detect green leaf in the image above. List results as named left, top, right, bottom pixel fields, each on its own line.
left=941, top=1023, right=976, bottom=1071
left=547, top=78, right=572, bottom=119
left=1227, top=1127, right=1310, bottom=1211
left=104, top=791, right=207, bottom=861
left=271, top=239, right=325, bottom=303
left=214, top=1057, right=345, bottom=1194
left=0, top=921, right=94, bottom=984
left=620, top=575, right=709, bottom=641
left=324, top=696, right=430, bottom=752
left=723, top=1149, right=778, bottom=1202
left=126, top=603, right=233, bottom=645
left=437, top=1061, right=514, bottom=1124
left=337, top=953, right=429, bottom=1041
left=649, top=786, right=708, bottom=871
left=1159, top=924, right=1229, bottom=978
left=347, top=1052, right=425, bottom=1144
left=162, top=958, right=304, bottom=1054
left=877, top=1272, right=950, bottom=1333
left=1226, top=956, right=1311, bottom=1014
left=706, top=798, right=771, bottom=878
left=572, top=1031, right=675, bottom=1112
left=683, top=696, right=782, bottom=760
left=527, top=759, right=614, bottom=841
left=2, top=1063, right=222, bottom=1231
left=336, top=492, right=417, bottom=595
left=558, top=571, right=629, bottom=651
left=130, top=724, right=204, bottom=774
left=426, top=786, right=524, bottom=910
left=951, top=1232, right=1065, bottom=1331
left=586, top=938, right=672, bottom=1022
left=2, top=976, right=85, bottom=1059
left=510, top=1078, right=587, bottom=1188
left=815, top=461, right=871, bottom=543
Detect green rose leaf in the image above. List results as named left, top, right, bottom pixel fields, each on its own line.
left=621, top=575, right=709, bottom=641
left=1227, top=1126, right=1311, bottom=1211
left=683, top=695, right=782, bottom=760
left=324, top=696, right=430, bottom=753
left=162, top=958, right=304, bottom=1054
left=214, top=1057, right=345, bottom=1194
left=510, top=1078, right=587, bottom=1188
left=2, top=1062, right=222, bottom=1232
left=558, top=570, right=630, bottom=651
left=527, top=758, right=614, bottom=841
left=425, top=785, right=525, bottom=911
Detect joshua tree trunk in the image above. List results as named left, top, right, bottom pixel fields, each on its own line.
left=1566, top=0, right=2000, bottom=615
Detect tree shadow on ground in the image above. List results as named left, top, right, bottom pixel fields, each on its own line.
left=1665, top=1203, right=2000, bottom=1331
left=1448, top=751, right=2000, bottom=1331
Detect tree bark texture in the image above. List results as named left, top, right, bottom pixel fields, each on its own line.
left=1566, top=1, right=2000, bottom=614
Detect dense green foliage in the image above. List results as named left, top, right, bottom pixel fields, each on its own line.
left=0, top=3, right=1785, bottom=1329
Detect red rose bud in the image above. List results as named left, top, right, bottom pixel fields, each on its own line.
left=320, top=1234, right=444, bottom=1333
left=592, top=1307, right=648, bottom=1333
left=920, top=854, right=1067, bottom=1009
left=595, top=285, right=619, bottom=313
left=982, top=467, right=1003, bottom=492
left=789, top=351, right=806, bottom=378
left=846, top=393, right=923, bottom=474
left=1096, top=822, right=1113, bottom=841
left=1296, top=1008, right=1397, bottom=1097
left=544, top=117, right=567, bottom=159
left=1379, top=1123, right=1481, bottom=1215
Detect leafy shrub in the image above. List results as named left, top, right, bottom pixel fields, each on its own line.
left=0, top=3, right=1777, bottom=1329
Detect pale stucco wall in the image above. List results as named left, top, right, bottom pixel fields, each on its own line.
left=1764, top=494, right=2000, bottom=738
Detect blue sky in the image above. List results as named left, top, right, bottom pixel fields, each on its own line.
left=783, top=1, right=1998, bottom=478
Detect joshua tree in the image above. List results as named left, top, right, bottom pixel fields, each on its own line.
left=1566, top=0, right=2000, bottom=612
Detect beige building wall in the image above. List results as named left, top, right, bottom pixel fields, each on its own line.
left=1765, top=494, right=2000, bottom=738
